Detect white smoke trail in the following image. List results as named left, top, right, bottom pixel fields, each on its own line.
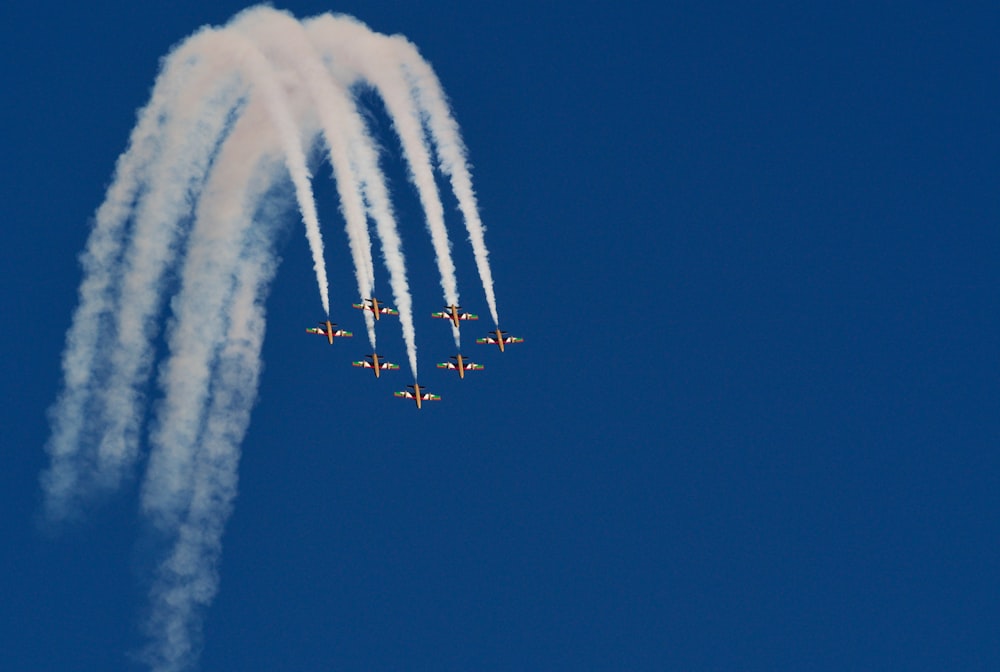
left=87, top=25, right=323, bottom=528
left=44, top=8, right=502, bottom=672
left=232, top=8, right=382, bottom=349
left=139, top=72, right=305, bottom=528
left=240, top=7, right=421, bottom=374
left=142, top=152, right=284, bottom=672
left=232, top=33, right=332, bottom=320
left=41, top=29, right=231, bottom=522
left=308, top=15, right=462, bottom=349
left=139, top=83, right=290, bottom=671
left=95, top=57, right=247, bottom=500
left=392, top=37, right=501, bottom=327
left=44, top=21, right=337, bottom=522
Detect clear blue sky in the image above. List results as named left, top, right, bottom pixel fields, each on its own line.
left=2, top=1, right=998, bottom=670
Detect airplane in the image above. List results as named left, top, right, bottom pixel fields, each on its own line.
left=306, top=320, right=353, bottom=345
left=436, top=354, right=484, bottom=379
left=431, top=304, right=479, bottom=329
left=476, top=328, right=524, bottom=353
left=352, top=297, right=399, bottom=320
left=394, top=383, right=441, bottom=409
left=352, top=353, right=400, bottom=378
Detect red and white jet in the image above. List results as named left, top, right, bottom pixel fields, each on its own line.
left=306, top=320, right=353, bottom=345
left=352, top=353, right=400, bottom=378
left=476, top=328, right=523, bottom=353
left=436, top=354, right=484, bottom=379
left=352, top=297, right=399, bottom=320
left=394, top=383, right=441, bottom=409
left=431, top=304, right=479, bottom=329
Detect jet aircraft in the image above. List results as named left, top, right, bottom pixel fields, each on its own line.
left=436, top=354, right=484, bottom=379
left=476, top=328, right=523, bottom=352
left=352, top=297, right=399, bottom=320
left=394, top=383, right=441, bottom=409
left=306, top=320, right=353, bottom=345
left=352, top=353, right=400, bottom=378
left=431, top=304, right=479, bottom=329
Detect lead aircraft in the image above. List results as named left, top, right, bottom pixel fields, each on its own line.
left=431, top=304, right=479, bottom=329
left=352, top=297, right=399, bottom=320
left=436, top=354, right=484, bottom=379
left=306, top=320, right=353, bottom=345
left=352, top=353, right=400, bottom=378
left=476, top=328, right=523, bottom=352
left=394, top=383, right=441, bottom=409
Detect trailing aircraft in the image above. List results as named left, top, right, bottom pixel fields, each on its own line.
left=476, top=328, right=523, bottom=352
left=394, top=383, right=441, bottom=409
left=352, top=353, right=400, bottom=378
left=306, top=320, right=353, bottom=345
left=436, top=354, right=484, bottom=379
left=352, top=297, right=399, bottom=320
left=431, top=304, right=479, bottom=329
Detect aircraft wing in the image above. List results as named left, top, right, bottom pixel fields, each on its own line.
left=394, top=390, right=415, bottom=399
left=430, top=311, right=448, bottom=320
left=503, top=336, right=524, bottom=344
left=332, top=329, right=353, bottom=337
left=379, top=307, right=400, bottom=315
left=357, top=358, right=399, bottom=369
left=351, top=302, right=366, bottom=310
left=436, top=361, right=484, bottom=371
left=306, top=327, right=326, bottom=336
left=475, top=336, right=496, bottom=345
left=458, top=312, right=479, bottom=321
left=421, top=393, right=442, bottom=401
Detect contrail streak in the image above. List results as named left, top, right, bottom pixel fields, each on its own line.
left=42, top=7, right=503, bottom=671
left=140, top=97, right=271, bottom=532
left=41, top=29, right=231, bottom=522
left=233, top=34, right=332, bottom=320
left=233, top=8, right=391, bottom=354
left=392, top=37, right=502, bottom=327
left=95, top=59, right=246, bottom=501
left=139, top=26, right=329, bottom=520
left=243, top=7, right=422, bottom=374
left=141, top=92, right=288, bottom=671
left=143, top=149, right=285, bottom=672
left=308, top=15, right=462, bottom=349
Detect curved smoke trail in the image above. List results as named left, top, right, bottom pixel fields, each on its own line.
left=308, top=15, right=464, bottom=348
left=41, top=6, right=502, bottom=671
left=42, top=29, right=236, bottom=522
left=392, top=37, right=502, bottom=327
left=234, top=10, right=379, bottom=347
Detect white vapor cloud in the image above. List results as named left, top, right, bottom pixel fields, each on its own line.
left=308, top=15, right=465, bottom=350
left=42, top=6, right=503, bottom=670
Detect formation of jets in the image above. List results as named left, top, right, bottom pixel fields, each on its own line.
left=307, top=298, right=520, bottom=409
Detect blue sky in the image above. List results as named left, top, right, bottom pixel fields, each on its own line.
left=2, top=1, right=999, bottom=670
